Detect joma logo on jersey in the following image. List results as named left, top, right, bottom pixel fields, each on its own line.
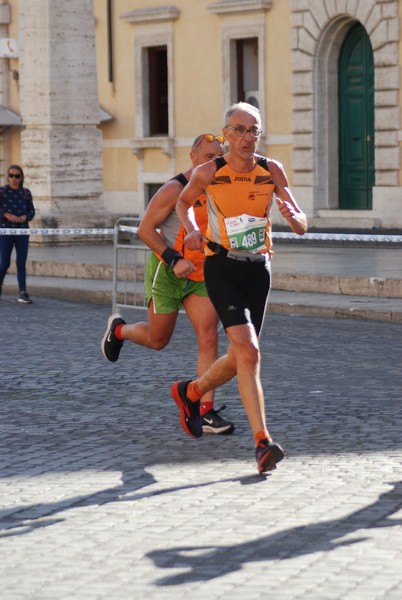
left=234, top=176, right=251, bottom=181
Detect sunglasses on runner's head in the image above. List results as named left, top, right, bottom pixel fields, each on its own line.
left=191, top=134, right=224, bottom=152
left=8, top=173, right=21, bottom=179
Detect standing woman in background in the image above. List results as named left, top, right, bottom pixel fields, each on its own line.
left=0, top=164, right=35, bottom=303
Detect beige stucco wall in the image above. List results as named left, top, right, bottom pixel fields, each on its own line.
left=173, top=3, right=223, bottom=137
left=264, top=0, right=293, bottom=185
left=95, top=1, right=137, bottom=209
left=94, top=0, right=297, bottom=219
left=0, top=0, right=401, bottom=229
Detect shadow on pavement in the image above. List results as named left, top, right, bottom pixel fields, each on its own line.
left=0, top=470, right=267, bottom=538
left=1, top=299, right=402, bottom=551
left=147, top=481, right=402, bottom=586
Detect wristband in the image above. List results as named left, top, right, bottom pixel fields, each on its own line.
left=161, top=247, right=183, bottom=269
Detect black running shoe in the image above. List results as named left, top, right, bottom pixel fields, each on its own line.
left=171, top=380, right=202, bottom=438
left=255, top=439, right=285, bottom=474
left=202, top=404, right=235, bottom=435
left=101, top=313, right=126, bottom=362
left=18, top=291, right=32, bottom=304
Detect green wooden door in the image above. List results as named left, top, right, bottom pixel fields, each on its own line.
left=338, top=24, right=374, bottom=209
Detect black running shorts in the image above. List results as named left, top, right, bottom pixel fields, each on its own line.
left=203, top=253, right=271, bottom=334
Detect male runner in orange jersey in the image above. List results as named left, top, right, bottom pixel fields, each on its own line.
left=101, top=134, right=234, bottom=435
left=172, top=102, right=307, bottom=472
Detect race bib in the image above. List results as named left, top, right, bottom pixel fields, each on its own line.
left=224, top=213, right=267, bottom=252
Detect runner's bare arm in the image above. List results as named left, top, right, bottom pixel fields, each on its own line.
left=137, top=179, right=196, bottom=277
left=268, top=159, right=308, bottom=236
left=138, top=179, right=183, bottom=255
left=176, top=162, right=216, bottom=250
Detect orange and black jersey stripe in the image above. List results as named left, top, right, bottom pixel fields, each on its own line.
left=204, top=155, right=276, bottom=256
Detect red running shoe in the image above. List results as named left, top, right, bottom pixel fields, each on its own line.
left=171, top=380, right=202, bottom=438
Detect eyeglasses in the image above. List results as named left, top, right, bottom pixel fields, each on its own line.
left=191, top=134, right=224, bottom=152
left=8, top=173, right=21, bottom=179
left=225, top=125, right=262, bottom=138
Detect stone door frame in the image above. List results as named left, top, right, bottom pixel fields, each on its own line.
left=291, top=0, right=400, bottom=213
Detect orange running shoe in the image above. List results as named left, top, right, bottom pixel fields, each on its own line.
left=171, top=380, right=202, bottom=438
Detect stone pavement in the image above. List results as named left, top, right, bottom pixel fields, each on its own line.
left=1, top=296, right=402, bottom=599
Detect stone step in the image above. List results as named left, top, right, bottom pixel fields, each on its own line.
left=272, top=272, right=402, bottom=298
left=3, top=242, right=401, bottom=321
left=6, top=259, right=402, bottom=299
left=2, top=276, right=402, bottom=323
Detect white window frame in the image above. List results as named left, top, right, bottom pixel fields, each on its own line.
left=120, top=5, right=179, bottom=158
left=131, top=27, right=174, bottom=158
left=221, top=22, right=266, bottom=141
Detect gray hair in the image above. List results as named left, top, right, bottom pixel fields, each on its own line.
left=224, top=102, right=261, bottom=126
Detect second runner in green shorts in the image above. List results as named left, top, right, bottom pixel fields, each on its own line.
left=145, top=251, right=208, bottom=314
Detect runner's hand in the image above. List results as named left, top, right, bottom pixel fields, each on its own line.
left=173, top=258, right=196, bottom=279
left=276, top=198, right=297, bottom=222
left=183, top=230, right=203, bottom=250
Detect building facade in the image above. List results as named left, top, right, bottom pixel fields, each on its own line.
left=0, top=0, right=401, bottom=230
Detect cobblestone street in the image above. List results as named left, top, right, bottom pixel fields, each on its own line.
left=1, top=296, right=402, bottom=599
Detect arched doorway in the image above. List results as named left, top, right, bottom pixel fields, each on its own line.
left=338, top=23, right=374, bottom=209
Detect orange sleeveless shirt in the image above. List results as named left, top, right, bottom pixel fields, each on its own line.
left=204, top=156, right=275, bottom=256
left=157, top=173, right=208, bottom=282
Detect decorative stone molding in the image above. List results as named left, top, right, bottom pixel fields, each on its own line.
left=120, top=6, right=179, bottom=24
left=291, top=0, right=400, bottom=211
left=208, top=0, right=272, bottom=14
left=131, top=136, right=174, bottom=159
left=0, top=107, right=22, bottom=126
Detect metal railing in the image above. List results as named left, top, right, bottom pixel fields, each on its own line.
left=112, top=216, right=151, bottom=313
left=110, top=219, right=402, bottom=313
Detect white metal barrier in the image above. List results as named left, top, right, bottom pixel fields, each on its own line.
left=110, top=220, right=402, bottom=313
left=1, top=226, right=402, bottom=244
left=0, top=227, right=115, bottom=235
left=112, top=217, right=150, bottom=313
left=273, top=232, right=402, bottom=243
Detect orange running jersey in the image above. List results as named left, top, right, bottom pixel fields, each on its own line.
left=158, top=173, right=208, bottom=282
left=204, top=155, right=275, bottom=256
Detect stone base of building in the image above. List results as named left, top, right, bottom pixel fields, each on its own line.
left=29, top=198, right=127, bottom=245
